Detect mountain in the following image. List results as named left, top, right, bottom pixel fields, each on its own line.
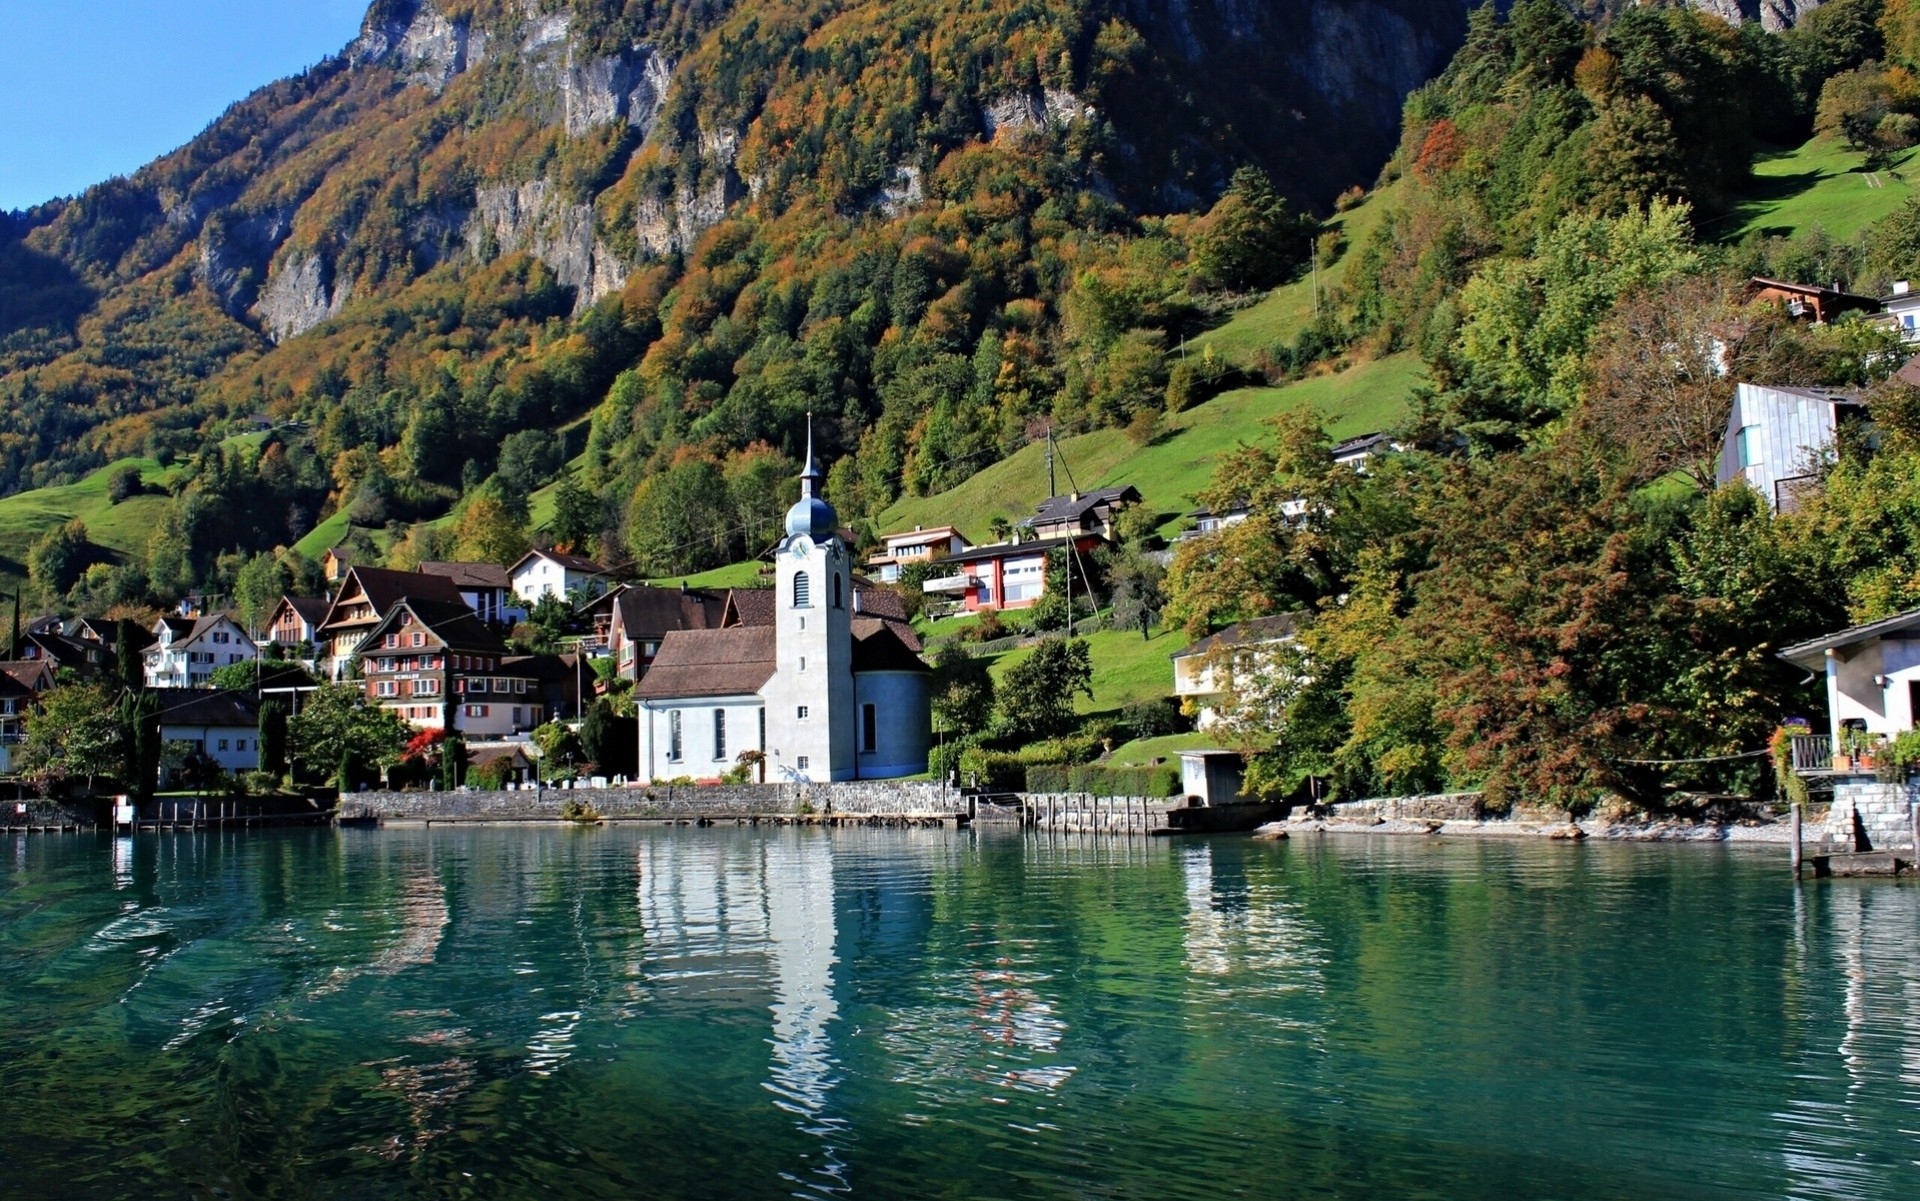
left=0, top=0, right=1482, bottom=497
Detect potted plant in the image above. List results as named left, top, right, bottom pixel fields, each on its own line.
left=1837, top=727, right=1884, bottom=773
left=1876, top=729, right=1920, bottom=782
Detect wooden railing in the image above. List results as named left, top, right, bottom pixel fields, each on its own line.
left=1791, top=734, right=1833, bottom=773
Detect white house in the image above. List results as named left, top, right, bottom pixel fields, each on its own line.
left=1880, top=280, right=1920, bottom=343
left=865, top=525, right=971, bottom=582
left=144, top=614, right=258, bottom=689
left=509, top=549, right=609, bottom=605
left=1172, top=614, right=1301, bottom=729
left=634, top=431, right=931, bottom=783
left=418, top=560, right=528, bottom=625
left=1717, top=382, right=1865, bottom=513
left=1780, top=609, right=1920, bottom=763
left=152, top=688, right=263, bottom=783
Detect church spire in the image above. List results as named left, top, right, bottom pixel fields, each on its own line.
left=800, top=412, right=823, bottom=500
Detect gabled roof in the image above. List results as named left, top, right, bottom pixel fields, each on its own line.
left=271, top=595, right=331, bottom=628
left=1172, top=613, right=1302, bottom=660
left=949, top=536, right=1075, bottom=565
left=611, top=584, right=727, bottom=638
left=632, top=627, right=777, bottom=700
left=509, top=548, right=608, bottom=577
left=877, top=525, right=965, bottom=546
left=723, top=588, right=777, bottom=628
left=358, top=598, right=510, bottom=657
left=501, top=653, right=584, bottom=684
left=149, top=687, right=261, bottom=729
left=852, top=619, right=930, bottom=673
left=1779, top=607, right=1920, bottom=670
left=1022, top=485, right=1141, bottom=527
left=1897, top=352, right=1920, bottom=389
left=1741, top=382, right=1864, bottom=406
left=418, top=560, right=514, bottom=590
left=156, top=615, right=196, bottom=640
left=320, top=566, right=463, bottom=631
left=1332, top=432, right=1394, bottom=459
left=0, top=659, right=54, bottom=695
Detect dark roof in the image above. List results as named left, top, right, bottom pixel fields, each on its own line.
left=278, top=596, right=331, bottom=626
left=1332, top=432, right=1393, bottom=458
left=1173, top=613, right=1302, bottom=660
left=613, top=585, right=727, bottom=637
left=158, top=615, right=196, bottom=639
left=1022, top=485, right=1140, bottom=527
left=359, top=598, right=510, bottom=657
left=1748, top=383, right=1864, bottom=406
left=511, top=549, right=608, bottom=576
left=27, top=629, right=105, bottom=666
left=723, top=588, right=777, bottom=628
left=470, top=745, right=533, bottom=769
left=852, top=583, right=908, bottom=622
left=418, top=560, right=513, bottom=589
left=1897, top=352, right=1920, bottom=389
left=149, top=687, right=261, bottom=729
left=951, top=536, right=1074, bottom=565
left=501, top=653, right=584, bottom=683
left=632, top=627, right=777, bottom=700
left=853, top=619, right=930, bottom=673
left=0, top=660, right=53, bottom=695
left=1746, top=277, right=1882, bottom=307
left=323, top=566, right=464, bottom=629
left=1779, top=607, right=1920, bottom=670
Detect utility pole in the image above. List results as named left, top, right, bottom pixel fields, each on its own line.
left=1046, top=425, right=1056, bottom=498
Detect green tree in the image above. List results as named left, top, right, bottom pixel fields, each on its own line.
left=118, top=689, right=162, bottom=800
left=996, top=636, right=1094, bottom=740
left=27, top=519, right=92, bottom=601
left=258, top=698, right=290, bottom=777
left=549, top=470, right=603, bottom=555
left=931, top=644, right=996, bottom=737
left=453, top=488, right=532, bottom=565
left=232, top=551, right=292, bottom=635
left=289, top=683, right=410, bottom=785
left=19, top=683, right=125, bottom=793
left=105, top=465, right=143, bottom=504
left=1191, top=167, right=1315, bottom=292
left=626, top=456, right=738, bottom=575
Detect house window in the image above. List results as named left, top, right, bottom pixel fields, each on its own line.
left=416, top=678, right=441, bottom=696
left=217, top=739, right=229, bottom=752
left=1736, top=425, right=1760, bottom=468
left=862, top=703, right=877, bottom=752
left=385, top=635, right=399, bottom=649
left=668, top=710, right=683, bottom=761
left=713, top=709, right=727, bottom=760
left=236, top=738, right=247, bottom=752
left=412, top=633, right=425, bottom=648
left=797, top=705, right=809, bottom=720
left=466, top=705, right=490, bottom=718
left=797, top=756, right=809, bottom=771
left=377, top=681, right=398, bottom=697
left=794, top=571, right=811, bottom=608
left=832, top=573, right=843, bottom=609
left=471, top=678, right=489, bottom=693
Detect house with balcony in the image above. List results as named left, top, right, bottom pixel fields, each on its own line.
left=418, top=560, right=527, bottom=625
left=1332, top=432, right=1401, bottom=472
left=1021, top=486, right=1141, bottom=541
left=1743, top=277, right=1881, bottom=325
left=355, top=598, right=543, bottom=737
left=1178, top=502, right=1249, bottom=542
left=314, top=566, right=465, bottom=681
left=1879, top=280, right=1920, bottom=343
left=144, top=613, right=258, bottom=689
left=0, top=660, right=54, bottom=772
left=922, top=535, right=1075, bottom=613
left=1717, top=382, right=1866, bottom=513
left=1171, top=614, right=1300, bottom=729
left=865, top=526, right=971, bottom=583
left=509, top=549, right=610, bottom=605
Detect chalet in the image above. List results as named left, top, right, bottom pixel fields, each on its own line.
left=1332, top=432, right=1400, bottom=472
left=1172, top=614, right=1301, bottom=729
left=322, top=543, right=356, bottom=584
left=1780, top=609, right=1920, bottom=761
left=603, top=584, right=728, bottom=682
left=1179, top=502, right=1250, bottom=541
left=151, top=688, right=262, bottom=784
left=509, top=549, right=610, bottom=605
left=1744, top=277, right=1881, bottom=325
left=417, top=560, right=526, bottom=625
left=1717, top=382, right=1865, bottom=512
left=265, top=595, right=330, bottom=649
left=922, top=535, right=1075, bottom=612
left=0, top=660, right=54, bottom=772
left=1021, top=485, right=1141, bottom=541
left=633, top=435, right=931, bottom=783
left=356, top=598, right=543, bottom=736
left=144, top=613, right=257, bottom=689
left=314, top=566, right=464, bottom=681
left=865, top=526, right=970, bottom=583
left=19, top=628, right=112, bottom=680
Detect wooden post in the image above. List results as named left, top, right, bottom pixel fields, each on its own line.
left=1791, top=802, right=1803, bottom=879
left=1910, top=801, right=1919, bottom=859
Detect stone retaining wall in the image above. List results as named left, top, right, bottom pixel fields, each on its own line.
left=1331, top=792, right=1486, bottom=823
left=349, top=779, right=956, bottom=822
left=0, top=797, right=102, bottom=828
left=1824, top=778, right=1919, bottom=850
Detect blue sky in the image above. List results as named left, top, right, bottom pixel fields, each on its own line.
left=0, top=1, right=368, bottom=211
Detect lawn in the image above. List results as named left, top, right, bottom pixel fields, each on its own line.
left=1103, top=729, right=1223, bottom=766
left=875, top=350, right=1425, bottom=541
left=1722, top=134, right=1920, bottom=243
left=988, top=623, right=1187, bottom=717
left=0, top=457, right=180, bottom=578
left=651, top=559, right=772, bottom=590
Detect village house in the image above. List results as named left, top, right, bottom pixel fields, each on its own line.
left=1780, top=609, right=1920, bottom=765
left=601, top=583, right=728, bottom=682
left=1717, top=382, right=1865, bottom=512
left=19, top=626, right=112, bottom=681
left=1178, top=502, right=1250, bottom=542
left=1332, top=432, right=1401, bottom=472
left=322, top=543, right=356, bottom=584
left=314, top=566, right=465, bottom=681
left=355, top=598, right=544, bottom=736
left=865, top=526, right=971, bottom=583
left=417, top=560, right=526, bottom=625
left=1743, top=277, right=1882, bottom=325
left=1172, top=614, right=1301, bottom=729
left=144, top=613, right=258, bottom=689
left=265, top=595, right=329, bottom=650
left=922, top=535, right=1076, bottom=613
left=633, top=434, right=931, bottom=783
left=1879, top=279, right=1920, bottom=343
left=152, top=688, right=263, bottom=785
left=509, top=549, right=610, bottom=605
left=1021, top=485, right=1141, bottom=541
left=0, top=660, right=54, bottom=773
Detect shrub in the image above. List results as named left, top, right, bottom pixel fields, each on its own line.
left=1122, top=698, right=1183, bottom=740
left=559, top=796, right=602, bottom=822
left=1024, top=763, right=1180, bottom=796
left=957, top=746, right=1025, bottom=791
left=106, top=466, right=143, bottom=504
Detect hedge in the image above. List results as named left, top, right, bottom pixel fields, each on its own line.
left=1024, top=763, right=1181, bottom=797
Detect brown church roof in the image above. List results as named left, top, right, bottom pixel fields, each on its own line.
left=632, top=627, right=777, bottom=700
left=852, top=619, right=930, bottom=673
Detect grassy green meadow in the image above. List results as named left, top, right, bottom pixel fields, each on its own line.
left=1725, top=134, right=1919, bottom=242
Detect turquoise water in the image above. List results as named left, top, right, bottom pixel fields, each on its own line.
left=1, top=827, right=1917, bottom=1200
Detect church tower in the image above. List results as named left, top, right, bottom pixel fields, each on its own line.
left=765, top=418, right=856, bottom=781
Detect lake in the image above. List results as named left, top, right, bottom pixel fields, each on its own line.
left=1, top=826, right=1916, bottom=1200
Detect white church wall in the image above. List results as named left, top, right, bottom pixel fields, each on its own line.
left=854, top=670, right=930, bottom=779
left=640, top=696, right=765, bottom=781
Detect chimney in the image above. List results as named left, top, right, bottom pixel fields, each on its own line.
left=914, top=524, right=922, bottom=531
left=680, top=580, right=688, bottom=594
left=853, top=590, right=862, bottom=614
left=1070, top=491, right=1079, bottom=502
left=1897, top=280, right=1912, bottom=296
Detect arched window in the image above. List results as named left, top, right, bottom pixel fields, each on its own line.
left=832, top=572, right=843, bottom=609
left=793, top=571, right=811, bottom=608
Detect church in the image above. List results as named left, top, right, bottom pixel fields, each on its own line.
left=632, top=433, right=933, bottom=782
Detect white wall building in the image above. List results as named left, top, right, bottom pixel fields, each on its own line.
left=1780, top=609, right=1920, bottom=758
left=151, top=688, right=262, bottom=783
left=635, top=432, right=930, bottom=783
left=144, top=614, right=258, bottom=689
left=509, top=549, right=609, bottom=605
left=1172, top=614, right=1300, bottom=729
left=1718, top=382, right=1864, bottom=513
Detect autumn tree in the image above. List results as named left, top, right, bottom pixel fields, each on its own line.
left=995, top=636, right=1093, bottom=740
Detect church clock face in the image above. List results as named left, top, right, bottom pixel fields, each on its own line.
left=790, top=535, right=814, bottom=559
